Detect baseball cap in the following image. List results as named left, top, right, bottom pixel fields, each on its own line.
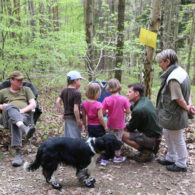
left=67, top=71, right=84, bottom=81
left=9, top=71, right=24, bottom=80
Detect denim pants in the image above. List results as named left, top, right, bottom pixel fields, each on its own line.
left=163, top=129, right=188, bottom=168
left=2, top=104, right=33, bottom=147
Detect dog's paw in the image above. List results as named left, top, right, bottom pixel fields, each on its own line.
left=88, top=177, right=96, bottom=184
left=85, top=181, right=95, bottom=188
left=52, top=183, right=62, bottom=190
left=85, top=177, right=96, bottom=188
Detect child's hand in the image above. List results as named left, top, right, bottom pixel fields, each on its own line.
left=105, top=126, right=108, bottom=132
left=81, top=125, right=85, bottom=132
left=77, top=120, right=83, bottom=127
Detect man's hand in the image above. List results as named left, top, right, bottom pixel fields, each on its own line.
left=0, top=104, right=8, bottom=110
left=20, top=108, right=25, bottom=114
left=189, top=105, right=195, bottom=115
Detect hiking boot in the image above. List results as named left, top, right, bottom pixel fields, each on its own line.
left=19, top=124, right=35, bottom=139
left=12, top=149, right=23, bottom=167
left=166, top=164, right=187, bottom=172
left=100, top=159, right=109, bottom=166
left=113, top=156, right=126, bottom=163
left=133, top=150, right=154, bottom=163
left=157, top=159, right=174, bottom=166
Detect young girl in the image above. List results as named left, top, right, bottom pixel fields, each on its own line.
left=56, top=70, right=83, bottom=138
left=82, top=83, right=108, bottom=138
left=102, top=78, right=131, bottom=163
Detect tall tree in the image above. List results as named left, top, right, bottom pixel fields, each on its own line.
left=192, top=51, right=195, bottom=85
left=13, top=0, right=21, bottom=39
left=52, top=0, right=59, bottom=31
left=114, top=0, right=125, bottom=82
left=84, top=0, right=95, bottom=81
left=186, top=11, right=195, bottom=74
left=143, top=0, right=162, bottom=98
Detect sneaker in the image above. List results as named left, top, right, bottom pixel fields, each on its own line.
left=96, top=157, right=102, bottom=163
left=100, top=159, right=109, bottom=166
left=113, top=156, right=126, bottom=163
left=166, top=164, right=187, bottom=172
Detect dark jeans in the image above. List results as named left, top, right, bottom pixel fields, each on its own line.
left=88, top=125, right=105, bottom=138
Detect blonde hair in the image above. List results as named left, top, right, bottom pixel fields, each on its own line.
left=106, top=78, right=121, bottom=93
left=85, top=83, right=101, bottom=100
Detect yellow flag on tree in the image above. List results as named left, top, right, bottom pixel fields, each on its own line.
left=139, top=28, right=157, bottom=48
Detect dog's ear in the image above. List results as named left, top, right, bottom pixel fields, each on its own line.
left=104, top=142, right=116, bottom=160
left=95, top=138, right=105, bottom=152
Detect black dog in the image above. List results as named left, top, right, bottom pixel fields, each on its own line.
left=24, top=134, right=122, bottom=189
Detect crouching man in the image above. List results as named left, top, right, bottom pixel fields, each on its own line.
left=122, top=83, right=162, bottom=162
left=0, top=71, right=36, bottom=167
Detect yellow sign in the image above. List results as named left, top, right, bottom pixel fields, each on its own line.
left=139, top=28, right=157, bottom=48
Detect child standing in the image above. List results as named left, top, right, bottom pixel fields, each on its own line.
left=82, top=83, right=108, bottom=138
left=56, top=71, right=83, bottom=138
left=102, top=78, right=131, bottom=163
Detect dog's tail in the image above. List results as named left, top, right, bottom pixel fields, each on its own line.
left=23, top=149, right=42, bottom=172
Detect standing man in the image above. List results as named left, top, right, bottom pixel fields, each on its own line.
left=122, top=83, right=162, bottom=163
left=156, top=49, right=195, bottom=172
left=0, top=71, right=36, bottom=167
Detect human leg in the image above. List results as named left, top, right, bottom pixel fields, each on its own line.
left=163, top=129, right=177, bottom=163
left=64, top=118, right=81, bottom=138
left=165, top=129, right=187, bottom=171
left=122, top=131, right=155, bottom=162
left=4, top=105, right=35, bottom=139
left=4, top=105, right=35, bottom=166
left=12, top=146, right=23, bottom=167
left=110, top=129, right=126, bottom=163
left=122, top=132, right=140, bottom=149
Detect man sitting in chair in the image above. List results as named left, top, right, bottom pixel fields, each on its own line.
left=0, top=71, right=36, bottom=167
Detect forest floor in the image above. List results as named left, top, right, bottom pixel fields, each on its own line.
left=0, top=86, right=194, bottom=195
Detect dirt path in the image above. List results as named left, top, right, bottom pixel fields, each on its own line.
left=0, top=141, right=194, bottom=195
left=0, top=87, right=194, bottom=195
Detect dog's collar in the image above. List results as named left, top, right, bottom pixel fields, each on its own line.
left=86, top=137, right=96, bottom=154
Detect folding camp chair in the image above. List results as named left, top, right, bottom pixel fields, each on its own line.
left=0, top=80, right=42, bottom=125
left=93, top=81, right=111, bottom=102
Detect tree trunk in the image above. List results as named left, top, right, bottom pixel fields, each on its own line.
left=52, top=0, right=59, bottom=31
left=84, top=0, right=95, bottom=81
left=186, top=11, right=195, bottom=74
left=13, top=0, right=21, bottom=39
left=114, top=0, right=125, bottom=82
left=173, top=0, right=180, bottom=52
left=39, top=0, right=45, bottom=36
left=28, top=0, right=36, bottom=38
left=143, top=0, right=162, bottom=98
left=192, top=51, right=195, bottom=85
left=162, top=0, right=172, bottom=49
left=98, top=0, right=104, bottom=70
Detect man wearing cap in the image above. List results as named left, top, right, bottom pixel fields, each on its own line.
left=0, top=71, right=36, bottom=167
left=56, top=70, right=83, bottom=138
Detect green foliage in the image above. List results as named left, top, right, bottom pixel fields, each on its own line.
left=0, top=0, right=194, bottom=94
left=0, top=0, right=85, bottom=80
